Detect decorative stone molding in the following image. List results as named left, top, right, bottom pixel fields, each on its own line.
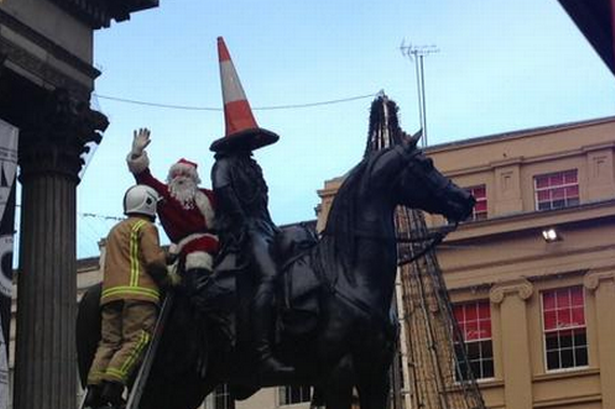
left=489, top=278, right=534, bottom=304
left=48, top=0, right=159, bottom=29
left=18, top=88, right=108, bottom=182
left=0, top=10, right=100, bottom=81
left=583, top=269, right=615, bottom=291
left=0, top=38, right=92, bottom=100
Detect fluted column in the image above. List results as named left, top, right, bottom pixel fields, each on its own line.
left=490, top=278, right=534, bottom=409
left=584, top=269, right=615, bottom=409
left=13, top=89, right=107, bottom=409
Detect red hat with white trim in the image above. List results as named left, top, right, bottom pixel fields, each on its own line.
left=177, top=158, right=198, bottom=169
left=167, top=158, right=201, bottom=184
left=209, top=37, right=279, bottom=153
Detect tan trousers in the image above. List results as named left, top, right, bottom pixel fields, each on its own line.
left=87, top=300, right=157, bottom=386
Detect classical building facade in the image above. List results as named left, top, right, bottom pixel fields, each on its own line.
left=318, top=115, right=615, bottom=409
left=0, top=1, right=158, bottom=408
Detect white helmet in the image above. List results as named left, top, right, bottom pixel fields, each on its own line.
left=123, top=185, right=159, bottom=218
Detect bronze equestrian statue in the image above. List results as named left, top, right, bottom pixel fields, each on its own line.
left=76, top=39, right=475, bottom=409
left=77, top=130, right=474, bottom=409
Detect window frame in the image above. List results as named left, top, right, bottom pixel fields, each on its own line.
left=278, top=385, right=312, bottom=406
left=533, top=169, right=579, bottom=211
left=541, top=286, right=589, bottom=373
left=465, top=184, right=487, bottom=221
left=212, top=383, right=235, bottom=409
left=453, top=300, right=495, bottom=382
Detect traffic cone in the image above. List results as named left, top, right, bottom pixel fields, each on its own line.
left=210, top=37, right=279, bottom=153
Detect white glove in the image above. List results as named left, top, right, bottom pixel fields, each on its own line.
left=166, top=261, right=181, bottom=287
left=132, top=128, right=152, bottom=157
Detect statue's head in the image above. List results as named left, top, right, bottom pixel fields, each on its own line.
left=166, top=158, right=201, bottom=208
left=394, top=142, right=475, bottom=223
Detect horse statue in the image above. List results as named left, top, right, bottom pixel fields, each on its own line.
left=76, top=134, right=475, bottom=409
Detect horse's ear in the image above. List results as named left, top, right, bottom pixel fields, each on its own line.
left=402, top=129, right=422, bottom=149
left=410, top=129, right=422, bottom=145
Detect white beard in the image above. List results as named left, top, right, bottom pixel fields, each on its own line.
left=168, top=176, right=198, bottom=209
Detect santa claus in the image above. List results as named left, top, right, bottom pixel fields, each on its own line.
left=126, top=128, right=218, bottom=272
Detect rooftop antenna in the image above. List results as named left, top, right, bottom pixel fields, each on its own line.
left=400, top=41, right=439, bottom=147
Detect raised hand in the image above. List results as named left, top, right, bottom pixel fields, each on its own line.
left=132, top=128, right=152, bottom=156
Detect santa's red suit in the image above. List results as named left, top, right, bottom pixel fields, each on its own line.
left=127, top=154, right=218, bottom=271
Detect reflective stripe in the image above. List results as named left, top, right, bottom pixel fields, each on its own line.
left=130, top=220, right=146, bottom=287
left=105, top=330, right=151, bottom=383
left=120, top=330, right=150, bottom=375
left=101, top=286, right=160, bottom=302
left=104, top=368, right=125, bottom=383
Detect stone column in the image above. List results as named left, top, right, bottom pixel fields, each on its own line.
left=490, top=278, right=534, bottom=409
left=584, top=269, right=615, bottom=409
left=13, top=89, right=107, bottom=409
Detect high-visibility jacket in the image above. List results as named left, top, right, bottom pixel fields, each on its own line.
left=101, top=216, right=167, bottom=305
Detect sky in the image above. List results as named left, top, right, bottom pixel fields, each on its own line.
left=68, top=0, right=615, bottom=258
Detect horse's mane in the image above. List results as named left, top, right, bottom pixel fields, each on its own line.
left=319, top=149, right=390, bottom=277
left=318, top=95, right=405, bottom=284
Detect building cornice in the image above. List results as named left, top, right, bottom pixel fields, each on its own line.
left=48, top=0, right=159, bottom=29
left=436, top=141, right=615, bottom=178
left=445, top=199, right=615, bottom=243
left=0, top=38, right=92, bottom=99
left=425, top=116, right=615, bottom=154
left=0, top=9, right=100, bottom=82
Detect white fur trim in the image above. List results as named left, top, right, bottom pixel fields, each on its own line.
left=185, top=251, right=214, bottom=270
left=126, top=151, right=150, bottom=174
left=194, top=190, right=216, bottom=228
left=174, top=232, right=218, bottom=254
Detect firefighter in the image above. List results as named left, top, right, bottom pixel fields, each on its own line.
left=84, top=185, right=178, bottom=409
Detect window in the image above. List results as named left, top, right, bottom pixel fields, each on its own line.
left=453, top=300, right=494, bottom=380
left=279, top=385, right=311, bottom=406
left=534, top=170, right=579, bottom=211
left=542, top=286, right=588, bottom=371
left=213, top=384, right=235, bottom=409
left=465, top=185, right=487, bottom=221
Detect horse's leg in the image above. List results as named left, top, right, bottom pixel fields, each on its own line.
left=321, top=380, right=353, bottom=409
left=140, top=371, right=214, bottom=409
left=356, top=370, right=390, bottom=409
left=317, top=355, right=354, bottom=409
left=354, top=353, right=393, bottom=409
left=76, top=284, right=102, bottom=387
left=139, top=294, right=213, bottom=409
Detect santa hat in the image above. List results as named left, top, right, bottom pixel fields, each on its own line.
left=167, top=158, right=201, bottom=184
left=209, top=37, right=279, bottom=153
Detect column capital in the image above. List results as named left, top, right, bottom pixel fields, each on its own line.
left=583, top=269, right=615, bottom=291
left=490, top=278, right=534, bottom=304
left=18, top=88, right=108, bottom=183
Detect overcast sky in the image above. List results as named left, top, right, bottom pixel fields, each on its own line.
left=67, top=0, right=615, bottom=257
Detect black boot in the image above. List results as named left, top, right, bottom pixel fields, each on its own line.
left=252, top=285, right=294, bottom=382
left=99, top=381, right=125, bottom=409
left=83, top=384, right=102, bottom=409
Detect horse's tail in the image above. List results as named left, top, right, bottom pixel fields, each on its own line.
left=76, top=283, right=102, bottom=388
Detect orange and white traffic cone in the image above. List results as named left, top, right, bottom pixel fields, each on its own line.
left=210, top=37, right=279, bottom=153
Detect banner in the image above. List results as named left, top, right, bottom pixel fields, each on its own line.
left=0, top=119, right=18, bottom=409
